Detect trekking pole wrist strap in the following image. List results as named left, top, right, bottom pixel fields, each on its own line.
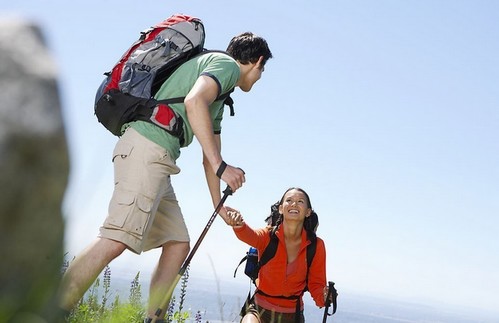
left=216, top=161, right=227, bottom=178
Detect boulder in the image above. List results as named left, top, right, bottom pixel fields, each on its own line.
left=0, top=18, right=69, bottom=323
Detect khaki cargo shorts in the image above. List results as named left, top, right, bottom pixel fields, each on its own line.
left=99, top=127, right=189, bottom=254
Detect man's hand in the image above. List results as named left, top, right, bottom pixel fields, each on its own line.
left=218, top=163, right=245, bottom=192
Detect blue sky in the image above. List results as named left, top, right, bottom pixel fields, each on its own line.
left=2, top=0, right=498, bottom=318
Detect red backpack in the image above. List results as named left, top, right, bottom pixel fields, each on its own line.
left=94, top=14, right=233, bottom=142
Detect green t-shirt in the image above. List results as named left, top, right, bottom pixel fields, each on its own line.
left=128, top=52, right=240, bottom=161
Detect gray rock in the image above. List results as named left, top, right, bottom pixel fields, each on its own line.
left=0, top=18, right=69, bottom=323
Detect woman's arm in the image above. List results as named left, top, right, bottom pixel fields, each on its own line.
left=226, top=207, right=270, bottom=250
left=308, top=238, right=328, bottom=307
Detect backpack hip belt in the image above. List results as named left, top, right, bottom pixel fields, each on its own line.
left=95, top=89, right=185, bottom=145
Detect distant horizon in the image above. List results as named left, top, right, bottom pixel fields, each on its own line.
left=100, top=265, right=499, bottom=323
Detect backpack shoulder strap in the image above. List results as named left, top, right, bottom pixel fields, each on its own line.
left=216, top=89, right=235, bottom=116
left=156, top=87, right=234, bottom=115
left=191, top=49, right=236, bottom=115
left=303, top=235, right=317, bottom=293
left=156, top=49, right=236, bottom=114
left=258, top=227, right=279, bottom=269
left=306, top=236, right=317, bottom=269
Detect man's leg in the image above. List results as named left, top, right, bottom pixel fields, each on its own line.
left=241, top=313, right=260, bottom=323
left=58, top=237, right=127, bottom=311
left=147, top=240, right=190, bottom=318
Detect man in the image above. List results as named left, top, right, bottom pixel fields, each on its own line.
left=58, top=32, right=272, bottom=322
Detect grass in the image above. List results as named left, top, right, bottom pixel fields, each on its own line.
left=61, top=257, right=202, bottom=323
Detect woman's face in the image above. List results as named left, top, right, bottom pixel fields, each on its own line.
left=279, top=189, right=312, bottom=223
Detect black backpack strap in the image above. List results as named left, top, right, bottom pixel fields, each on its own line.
left=233, top=254, right=248, bottom=278
left=307, top=236, right=317, bottom=267
left=156, top=88, right=234, bottom=116
left=156, top=49, right=236, bottom=115
left=255, top=288, right=299, bottom=300
left=304, top=235, right=317, bottom=291
left=257, top=227, right=279, bottom=275
left=217, top=89, right=235, bottom=116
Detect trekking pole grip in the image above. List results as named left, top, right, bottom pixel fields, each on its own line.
left=222, top=185, right=233, bottom=198
left=322, top=281, right=337, bottom=323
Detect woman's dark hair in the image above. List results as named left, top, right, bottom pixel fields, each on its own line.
left=264, top=187, right=319, bottom=239
left=226, top=32, right=273, bottom=67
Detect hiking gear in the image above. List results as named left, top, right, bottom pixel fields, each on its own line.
left=147, top=185, right=234, bottom=323
left=101, top=14, right=204, bottom=99
left=235, top=227, right=317, bottom=323
left=94, top=14, right=203, bottom=137
left=243, top=247, right=258, bottom=279
left=94, top=14, right=235, bottom=139
left=322, top=281, right=338, bottom=322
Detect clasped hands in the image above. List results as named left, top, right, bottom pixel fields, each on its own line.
left=221, top=206, right=245, bottom=227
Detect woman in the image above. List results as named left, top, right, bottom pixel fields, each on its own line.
left=226, top=187, right=333, bottom=323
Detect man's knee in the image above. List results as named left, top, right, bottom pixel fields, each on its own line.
left=96, top=237, right=128, bottom=259
left=162, top=240, right=190, bottom=258
left=108, top=240, right=128, bottom=257
left=241, top=313, right=259, bottom=323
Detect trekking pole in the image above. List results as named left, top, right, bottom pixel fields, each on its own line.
left=322, top=281, right=337, bottom=323
left=148, top=185, right=234, bottom=323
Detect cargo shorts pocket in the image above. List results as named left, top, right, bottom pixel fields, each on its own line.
left=106, top=189, right=153, bottom=237
left=112, top=140, right=134, bottom=163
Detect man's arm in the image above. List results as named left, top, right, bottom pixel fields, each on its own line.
left=203, top=134, right=222, bottom=216
left=184, top=75, right=245, bottom=208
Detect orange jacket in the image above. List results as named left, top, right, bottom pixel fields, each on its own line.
left=234, top=222, right=327, bottom=309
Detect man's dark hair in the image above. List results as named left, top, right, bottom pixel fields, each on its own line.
left=226, top=32, right=273, bottom=67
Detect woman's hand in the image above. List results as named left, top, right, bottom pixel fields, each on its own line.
left=323, top=285, right=337, bottom=304
left=224, top=206, right=245, bottom=227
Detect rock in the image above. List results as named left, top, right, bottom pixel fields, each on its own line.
left=0, top=18, right=69, bottom=323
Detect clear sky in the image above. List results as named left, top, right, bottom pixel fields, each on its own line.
left=2, top=0, right=498, bottom=318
